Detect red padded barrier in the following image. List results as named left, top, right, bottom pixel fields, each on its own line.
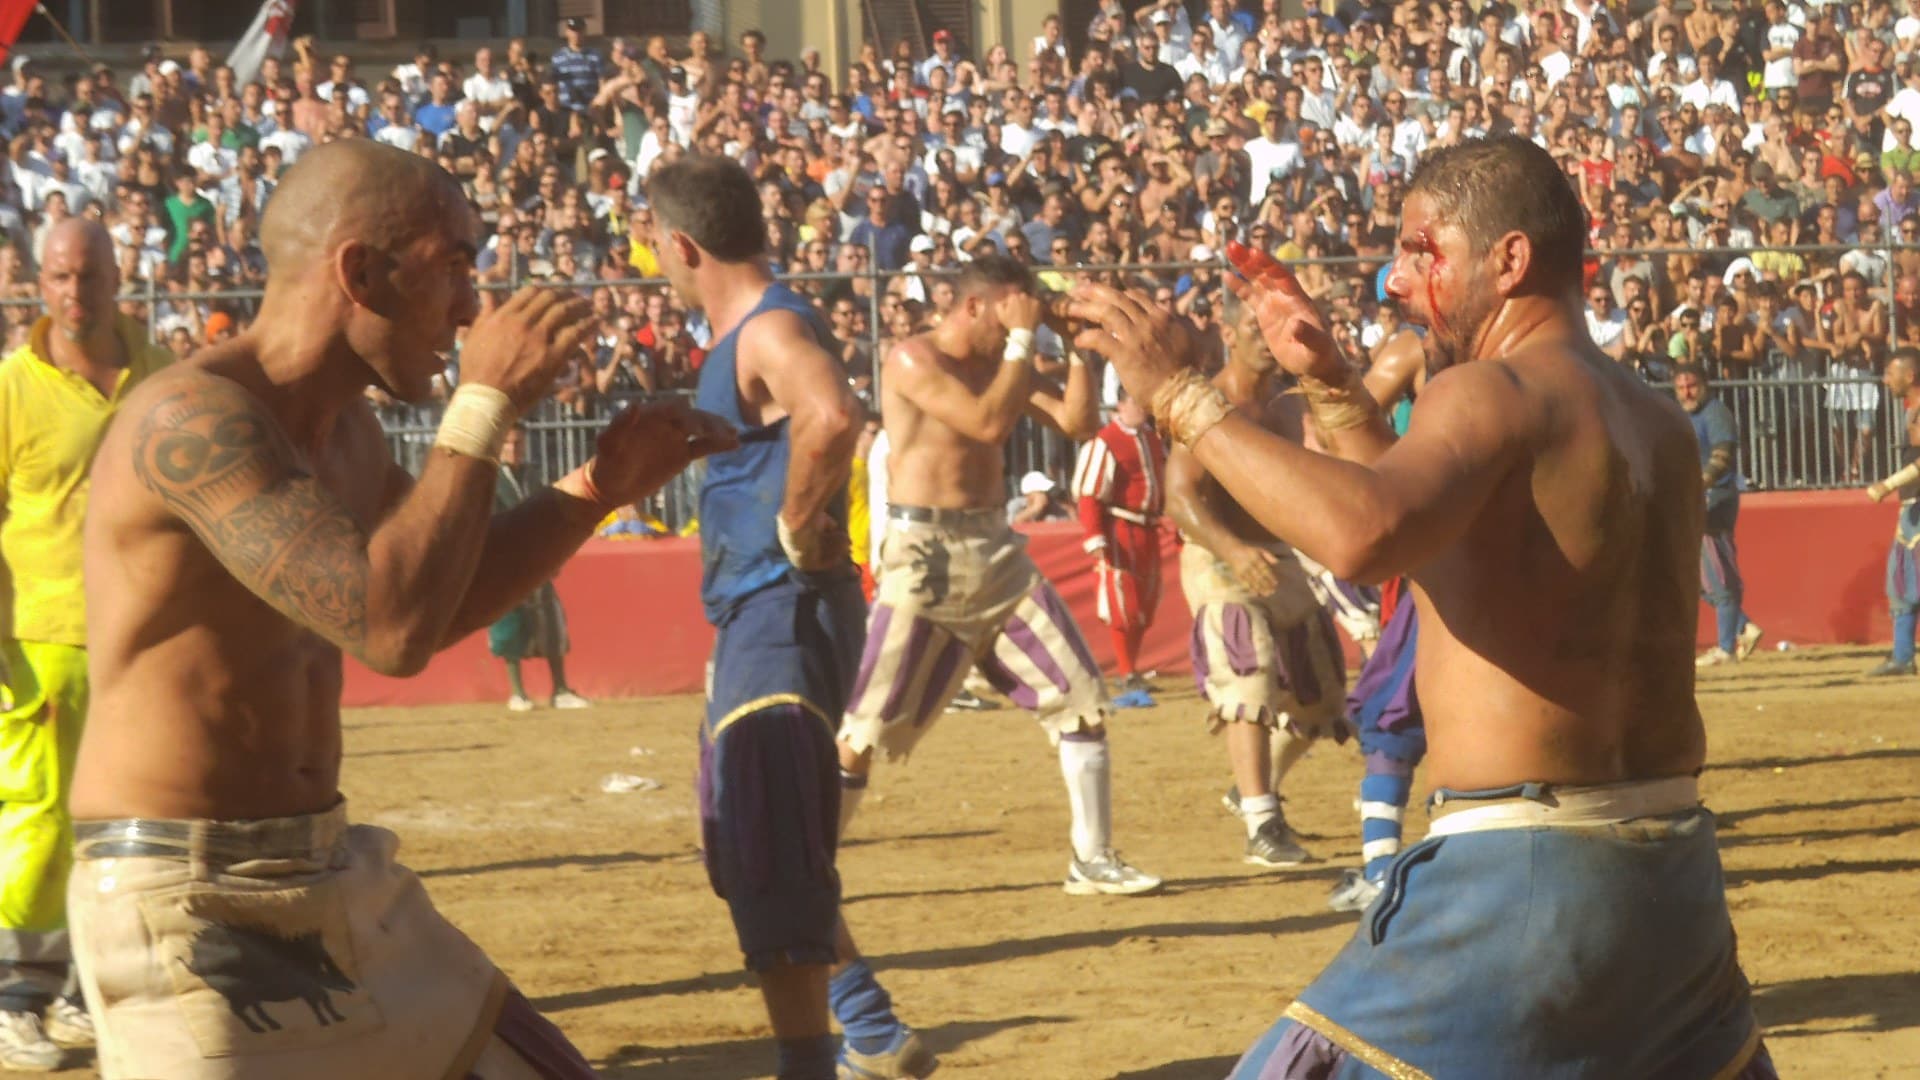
left=341, top=492, right=1899, bottom=707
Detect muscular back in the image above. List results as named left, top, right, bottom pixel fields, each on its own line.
left=77, top=356, right=401, bottom=821
left=1409, top=343, right=1706, bottom=790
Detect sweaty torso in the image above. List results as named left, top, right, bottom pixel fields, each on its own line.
left=1412, top=343, right=1706, bottom=791
left=883, top=335, right=1009, bottom=510
left=75, top=358, right=394, bottom=821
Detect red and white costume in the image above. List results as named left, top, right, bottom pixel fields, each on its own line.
left=1072, top=416, right=1167, bottom=676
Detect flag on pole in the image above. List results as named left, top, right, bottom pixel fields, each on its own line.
left=0, top=0, right=37, bottom=65
left=225, top=0, right=297, bottom=88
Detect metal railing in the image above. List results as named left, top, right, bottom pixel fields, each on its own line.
left=7, top=239, right=1907, bottom=532
left=1659, top=376, right=1905, bottom=491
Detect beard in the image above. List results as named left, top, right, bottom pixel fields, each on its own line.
left=1420, top=270, right=1501, bottom=377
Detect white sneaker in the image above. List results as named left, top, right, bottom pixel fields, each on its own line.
left=551, top=691, right=592, bottom=710
left=1736, top=622, right=1765, bottom=660
left=507, top=694, right=535, bottom=712
left=43, top=996, right=93, bottom=1049
left=1695, top=647, right=1734, bottom=669
left=1064, top=850, right=1163, bottom=896
left=0, top=1008, right=63, bottom=1071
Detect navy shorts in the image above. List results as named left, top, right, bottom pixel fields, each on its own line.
left=698, top=570, right=866, bottom=970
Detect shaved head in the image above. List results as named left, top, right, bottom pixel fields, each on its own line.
left=39, top=218, right=118, bottom=342
left=260, top=138, right=470, bottom=279
left=256, top=138, right=481, bottom=402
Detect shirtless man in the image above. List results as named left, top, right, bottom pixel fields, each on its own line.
left=840, top=254, right=1161, bottom=899
left=73, top=140, right=734, bottom=1080
left=1166, top=289, right=1349, bottom=869
left=1825, top=270, right=1887, bottom=483
left=1072, top=135, right=1775, bottom=1079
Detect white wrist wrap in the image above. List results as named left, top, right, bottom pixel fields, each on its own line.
left=434, top=384, right=514, bottom=464
left=1003, top=326, right=1035, bottom=364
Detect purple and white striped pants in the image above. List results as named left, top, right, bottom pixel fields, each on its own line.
left=1180, top=542, right=1349, bottom=739
left=841, top=517, right=1110, bottom=760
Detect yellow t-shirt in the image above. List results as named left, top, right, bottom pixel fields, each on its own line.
left=0, top=315, right=172, bottom=646
left=628, top=237, right=661, bottom=278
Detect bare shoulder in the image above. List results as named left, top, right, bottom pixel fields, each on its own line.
left=883, top=334, right=940, bottom=378
left=117, top=364, right=297, bottom=522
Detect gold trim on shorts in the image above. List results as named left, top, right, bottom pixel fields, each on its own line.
left=441, top=972, right=511, bottom=1080
left=713, top=693, right=835, bottom=739
left=1281, top=1000, right=1432, bottom=1080
left=1708, top=1023, right=1764, bottom=1080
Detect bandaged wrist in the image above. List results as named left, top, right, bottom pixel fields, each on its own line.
left=1003, top=326, right=1035, bottom=364
left=1150, top=369, right=1233, bottom=449
left=1295, top=366, right=1376, bottom=433
left=434, top=384, right=514, bottom=464
left=1883, top=461, right=1920, bottom=491
left=1067, top=349, right=1086, bottom=367
left=777, top=513, right=825, bottom=568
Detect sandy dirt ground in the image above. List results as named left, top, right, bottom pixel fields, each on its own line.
left=36, top=646, right=1920, bottom=1078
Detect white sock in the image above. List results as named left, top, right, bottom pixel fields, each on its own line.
left=1270, top=726, right=1313, bottom=791
left=838, top=769, right=868, bottom=840
left=1058, top=734, right=1112, bottom=862
left=1240, top=792, right=1280, bottom=837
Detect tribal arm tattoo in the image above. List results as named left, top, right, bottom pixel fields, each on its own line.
left=131, top=378, right=373, bottom=656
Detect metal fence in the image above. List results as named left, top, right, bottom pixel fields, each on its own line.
left=16, top=238, right=1907, bottom=530
left=1674, top=376, right=1904, bottom=491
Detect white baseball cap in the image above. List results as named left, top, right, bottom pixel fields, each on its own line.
left=1019, top=471, right=1057, bottom=495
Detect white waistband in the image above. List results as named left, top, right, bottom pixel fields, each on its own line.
left=1108, top=506, right=1156, bottom=525
left=1426, top=776, right=1700, bottom=838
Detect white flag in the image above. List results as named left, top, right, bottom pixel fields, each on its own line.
left=225, top=0, right=296, bottom=88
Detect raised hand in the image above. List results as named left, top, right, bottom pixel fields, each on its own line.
left=583, top=399, right=738, bottom=509
left=1222, top=241, right=1348, bottom=384
left=459, top=287, right=598, bottom=412
left=1064, top=281, right=1201, bottom=405
left=996, top=290, right=1045, bottom=334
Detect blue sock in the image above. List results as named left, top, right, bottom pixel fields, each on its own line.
left=829, top=959, right=904, bottom=1055
left=1359, top=753, right=1413, bottom=882
left=1894, top=610, right=1917, bottom=665
left=1716, top=600, right=1743, bottom=654
left=777, top=1034, right=837, bottom=1080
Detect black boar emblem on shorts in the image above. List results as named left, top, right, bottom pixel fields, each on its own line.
left=905, top=538, right=951, bottom=606
left=177, top=922, right=357, bottom=1033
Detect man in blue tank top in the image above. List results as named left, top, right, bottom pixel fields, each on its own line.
left=647, top=156, right=931, bottom=1080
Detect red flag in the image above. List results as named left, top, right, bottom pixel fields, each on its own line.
left=0, top=0, right=38, bottom=65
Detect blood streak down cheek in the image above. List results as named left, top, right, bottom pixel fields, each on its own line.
left=1414, top=228, right=1451, bottom=339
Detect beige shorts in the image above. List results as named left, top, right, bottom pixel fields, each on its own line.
left=843, top=511, right=1109, bottom=758
left=67, top=803, right=581, bottom=1080
left=1180, top=542, right=1348, bottom=739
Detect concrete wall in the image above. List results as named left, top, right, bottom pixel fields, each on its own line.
left=722, top=0, right=860, bottom=80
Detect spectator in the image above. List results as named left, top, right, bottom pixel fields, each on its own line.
left=551, top=17, right=607, bottom=113
left=488, top=424, right=593, bottom=712
left=414, top=73, right=458, bottom=138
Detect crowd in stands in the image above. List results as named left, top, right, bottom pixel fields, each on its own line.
left=2, top=0, right=1916, bottom=468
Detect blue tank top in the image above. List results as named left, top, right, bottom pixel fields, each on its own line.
left=695, top=282, right=847, bottom=623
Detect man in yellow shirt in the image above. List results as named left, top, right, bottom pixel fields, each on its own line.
left=0, top=219, right=170, bottom=1069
